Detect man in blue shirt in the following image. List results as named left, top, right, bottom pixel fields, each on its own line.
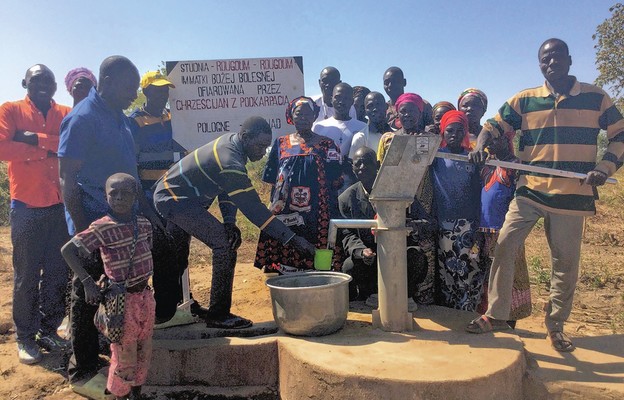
left=59, top=56, right=160, bottom=390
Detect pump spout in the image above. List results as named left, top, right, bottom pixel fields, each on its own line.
left=327, top=219, right=378, bottom=249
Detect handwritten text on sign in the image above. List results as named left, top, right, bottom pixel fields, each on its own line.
left=166, top=57, right=304, bottom=151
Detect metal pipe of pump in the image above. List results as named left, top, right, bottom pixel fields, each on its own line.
left=327, top=219, right=378, bottom=250
left=324, top=135, right=442, bottom=332
left=368, top=134, right=442, bottom=331
left=370, top=198, right=415, bottom=331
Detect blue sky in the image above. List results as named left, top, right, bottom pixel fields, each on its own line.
left=0, top=0, right=617, bottom=119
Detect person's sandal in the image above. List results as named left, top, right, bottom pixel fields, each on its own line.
left=548, top=331, right=575, bottom=352
left=465, top=315, right=512, bottom=334
left=70, top=372, right=114, bottom=400
left=205, top=313, right=253, bottom=329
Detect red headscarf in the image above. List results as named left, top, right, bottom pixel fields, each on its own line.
left=395, top=92, right=424, bottom=113
left=439, top=110, right=471, bottom=150
left=394, top=93, right=424, bottom=129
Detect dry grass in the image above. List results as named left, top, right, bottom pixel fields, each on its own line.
left=524, top=168, right=624, bottom=333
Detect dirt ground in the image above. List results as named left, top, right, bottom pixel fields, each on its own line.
left=0, top=175, right=622, bottom=399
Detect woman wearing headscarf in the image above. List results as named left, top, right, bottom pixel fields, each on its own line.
left=425, top=101, right=456, bottom=135
left=431, top=110, right=483, bottom=311
left=64, top=68, right=97, bottom=106
left=458, top=88, right=488, bottom=148
left=377, top=93, right=438, bottom=305
left=376, top=92, right=425, bottom=162
left=459, top=89, right=531, bottom=326
left=254, top=97, right=343, bottom=274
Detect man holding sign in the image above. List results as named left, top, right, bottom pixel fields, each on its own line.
left=153, top=116, right=315, bottom=329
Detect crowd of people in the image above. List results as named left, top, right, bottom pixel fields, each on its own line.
left=0, top=37, right=623, bottom=399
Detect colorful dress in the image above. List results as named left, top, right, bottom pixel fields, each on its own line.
left=477, top=157, right=532, bottom=320
left=255, top=134, right=342, bottom=273
left=431, top=148, right=483, bottom=311
left=376, top=130, right=395, bottom=162
left=407, top=182, right=438, bottom=305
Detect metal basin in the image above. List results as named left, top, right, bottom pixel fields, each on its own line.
left=266, top=272, right=352, bottom=336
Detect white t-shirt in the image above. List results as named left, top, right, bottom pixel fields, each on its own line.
left=312, top=96, right=358, bottom=126
left=350, top=130, right=384, bottom=158
left=313, top=117, right=368, bottom=159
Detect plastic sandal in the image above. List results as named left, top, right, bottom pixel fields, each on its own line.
left=205, top=313, right=253, bottom=329
left=70, top=372, right=114, bottom=400
left=548, top=331, right=575, bottom=352
left=465, top=315, right=511, bottom=334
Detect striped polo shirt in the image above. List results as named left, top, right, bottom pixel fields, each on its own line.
left=484, top=78, right=624, bottom=216
left=153, top=132, right=295, bottom=243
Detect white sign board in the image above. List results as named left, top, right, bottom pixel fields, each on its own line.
left=166, top=56, right=304, bottom=151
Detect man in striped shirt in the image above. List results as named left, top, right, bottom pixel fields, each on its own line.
left=466, top=38, right=624, bottom=352
left=153, top=116, right=315, bottom=329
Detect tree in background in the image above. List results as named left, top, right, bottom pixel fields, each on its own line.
left=593, top=3, right=624, bottom=114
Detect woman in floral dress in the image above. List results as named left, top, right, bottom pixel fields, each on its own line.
left=431, top=110, right=484, bottom=310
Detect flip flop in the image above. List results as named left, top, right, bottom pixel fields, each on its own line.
left=70, top=372, right=114, bottom=400
left=465, top=315, right=511, bottom=334
left=205, top=313, right=253, bottom=329
left=548, top=331, right=575, bottom=352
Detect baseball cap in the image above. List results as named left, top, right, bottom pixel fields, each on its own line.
left=140, top=71, right=175, bottom=89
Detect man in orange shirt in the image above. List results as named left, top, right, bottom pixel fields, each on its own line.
left=0, top=64, right=71, bottom=365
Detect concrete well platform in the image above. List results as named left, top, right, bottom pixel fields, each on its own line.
left=143, top=305, right=624, bottom=400
left=144, top=305, right=526, bottom=400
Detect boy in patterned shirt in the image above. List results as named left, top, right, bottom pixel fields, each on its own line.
left=62, top=173, right=154, bottom=400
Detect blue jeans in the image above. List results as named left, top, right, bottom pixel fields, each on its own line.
left=11, top=204, right=69, bottom=345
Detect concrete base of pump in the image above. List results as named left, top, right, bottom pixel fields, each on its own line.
left=142, top=304, right=624, bottom=400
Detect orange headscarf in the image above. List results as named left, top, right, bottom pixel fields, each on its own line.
left=439, top=110, right=471, bottom=150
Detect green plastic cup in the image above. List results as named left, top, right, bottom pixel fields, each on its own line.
left=314, top=249, right=334, bottom=271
